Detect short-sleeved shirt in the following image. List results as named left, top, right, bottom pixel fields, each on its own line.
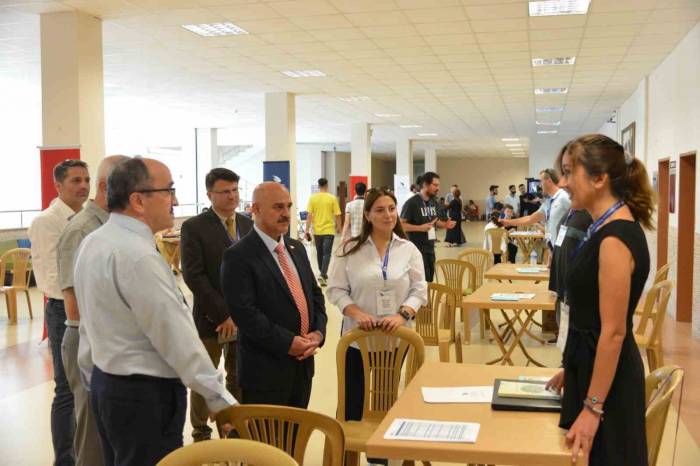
left=549, top=209, right=592, bottom=298
left=486, top=194, right=496, bottom=217
left=57, top=200, right=109, bottom=291
left=400, top=194, right=443, bottom=253
left=344, top=196, right=365, bottom=238
left=536, top=189, right=571, bottom=244
left=307, top=192, right=341, bottom=235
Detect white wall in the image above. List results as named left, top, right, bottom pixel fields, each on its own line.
left=371, top=157, right=395, bottom=188
left=617, top=79, right=647, bottom=165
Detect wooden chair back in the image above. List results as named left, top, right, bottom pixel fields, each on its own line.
left=156, top=438, right=298, bottom=466
left=457, top=248, right=492, bottom=288
left=336, top=327, right=425, bottom=422
left=645, top=366, right=684, bottom=466
left=485, top=228, right=507, bottom=255
left=635, top=280, right=673, bottom=343
left=435, top=259, right=476, bottom=300
left=216, top=404, right=344, bottom=466
left=0, top=248, right=32, bottom=288
left=415, top=283, right=457, bottom=343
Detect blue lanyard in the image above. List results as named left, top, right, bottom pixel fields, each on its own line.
left=572, top=201, right=624, bottom=258
left=381, top=241, right=392, bottom=282
left=545, top=190, right=562, bottom=221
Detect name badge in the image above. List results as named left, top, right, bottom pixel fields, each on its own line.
left=554, top=226, right=568, bottom=247
left=427, top=226, right=437, bottom=241
left=376, top=286, right=397, bottom=317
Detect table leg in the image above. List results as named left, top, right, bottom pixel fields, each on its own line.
left=483, top=309, right=514, bottom=365
left=513, top=311, right=546, bottom=345
left=509, top=310, right=546, bottom=367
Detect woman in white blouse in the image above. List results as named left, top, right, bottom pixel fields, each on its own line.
left=327, top=188, right=427, bottom=429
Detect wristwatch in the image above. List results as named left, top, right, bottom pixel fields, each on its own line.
left=397, top=308, right=411, bottom=321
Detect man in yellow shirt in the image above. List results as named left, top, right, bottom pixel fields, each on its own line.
left=306, top=178, right=341, bottom=286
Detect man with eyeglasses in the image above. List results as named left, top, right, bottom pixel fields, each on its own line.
left=29, top=158, right=90, bottom=466
left=73, top=158, right=236, bottom=465
left=180, top=168, right=253, bottom=442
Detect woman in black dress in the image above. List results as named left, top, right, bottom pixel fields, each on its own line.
left=445, top=188, right=465, bottom=246
left=546, top=134, right=655, bottom=465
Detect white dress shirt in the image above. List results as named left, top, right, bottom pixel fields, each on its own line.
left=504, top=193, right=520, bottom=216
left=73, top=213, right=236, bottom=412
left=253, top=224, right=300, bottom=280
left=536, top=188, right=572, bottom=243
left=28, top=197, right=77, bottom=299
left=327, top=233, right=427, bottom=336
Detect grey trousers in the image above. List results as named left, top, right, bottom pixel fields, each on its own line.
left=61, top=326, right=104, bottom=466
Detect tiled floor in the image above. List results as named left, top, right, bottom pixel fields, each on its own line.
left=1, top=221, right=698, bottom=465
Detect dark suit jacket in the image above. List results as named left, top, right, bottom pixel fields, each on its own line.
left=221, top=229, right=327, bottom=391
left=181, top=209, right=253, bottom=338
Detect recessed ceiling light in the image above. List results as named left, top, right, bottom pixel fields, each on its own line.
left=339, top=96, right=370, bottom=102
left=534, top=87, right=568, bottom=95
left=513, top=155, right=528, bottom=158
left=417, top=133, right=438, bottom=137
left=505, top=143, right=522, bottom=147
left=536, top=121, right=561, bottom=126
left=182, top=22, right=248, bottom=36
left=281, top=70, right=326, bottom=78
left=536, top=106, right=564, bottom=112
left=400, top=124, right=422, bottom=128
left=374, top=113, right=401, bottom=118
left=528, top=0, right=590, bottom=17
left=501, top=137, right=519, bottom=141
left=532, top=57, right=576, bottom=67
left=538, top=130, right=558, bottom=134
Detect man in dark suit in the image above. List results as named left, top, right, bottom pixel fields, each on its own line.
left=181, top=168, right=253, bottom=441
left=221, top=182, right=327, bottom=408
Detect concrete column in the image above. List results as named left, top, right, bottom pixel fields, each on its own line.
left=40, top=11, right=105, bottom=178
left=424, top=147, right=437, bottom=173
left=351, top=122, right=372, bottom=186
left=195, top=128, right=218, bottom=212
left=396, top=137, right=413, bottom=182
left=265, top=92, right=297, bottom=235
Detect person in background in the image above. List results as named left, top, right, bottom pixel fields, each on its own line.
left=546, top=134, right=654, bottom=465
left=486, top=185, right=498, bottom=217
left=400, top=172, right=456, bottom=281
left=444, top=184, right=458, bottom=207
left=57, top=155, right=127, bottom=466
left=466, top=199, right=479, bottom=221
left=483, top=211, right=507, bottom=263
left=29, top=158, right=90, bottom=466
left=221, top=182, right=327, bottom=409
left=306, top=178, right=341, bottom=286
left=180, top=168, right=253, bottom=442
left=519, top=183, right=540, bottom=216
left=445, top=188, right=465, bottom=246
left=342, top=181, right=367, bottom=241
left=74, top=158, right=236, bottom=465
left=327, top=188, right=427, bottom=466
left=502, top=204, right=519, bottom=263
left=504, top=184, right=520, bottom=217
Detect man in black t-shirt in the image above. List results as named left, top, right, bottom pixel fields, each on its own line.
left=400, top=172, right=456, bottom=281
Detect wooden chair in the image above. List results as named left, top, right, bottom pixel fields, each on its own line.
left=0, top=248, right=33, bottom=324
left=645, top=366, right=684, bottom=466
left=635, top=263, right=671, bottom=316
left=156, top=438, right=298, bottom=466
left=215, top=404, right=344, bottom=466
left=336, top=327, right=425, bottom=466
left=457, top=248, right=492, bottom=339
left=435, top=259, right=476, bottom=344
left=415, top=283, right=458, bottom=362
left=634, top=280, right=673, bottom=372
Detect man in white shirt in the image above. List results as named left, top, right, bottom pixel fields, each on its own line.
left=28, top=158, right=90, bottom=466
left=342, top=181, right=366, bottom=240
left=73, top=158, right=236, bottom=465
left=504, top=184, right=520, bottom=217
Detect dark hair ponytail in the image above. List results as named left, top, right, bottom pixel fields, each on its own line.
left=614, top=157, right=656, bottom=229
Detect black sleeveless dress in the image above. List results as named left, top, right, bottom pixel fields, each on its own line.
left=562, top=220, right=649, bottom=466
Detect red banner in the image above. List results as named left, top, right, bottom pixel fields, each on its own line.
left=349, top=175, right=368, bottom=199
left=39, top=147, right=81, bottom=209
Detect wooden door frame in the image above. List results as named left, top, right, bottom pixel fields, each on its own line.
left=676, top=151, right=696, bottom=322
left=657, top=159, right=670, bottom=268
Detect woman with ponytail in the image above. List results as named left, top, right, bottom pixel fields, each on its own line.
left=546, top=134, right=655, bottom=465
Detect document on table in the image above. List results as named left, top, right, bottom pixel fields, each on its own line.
left=384, top=418, right=480, bottom=443
left=421, top=386, right=494, bottom=403
left=490, top=293, right=536, bottom=301
left=516, top=267, right=548, bottom=273
left=517, top=375, right=551, bottom=383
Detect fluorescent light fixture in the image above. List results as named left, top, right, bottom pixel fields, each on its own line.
left=400, top=124, right=422, bottom=128
left=417, top=133, right=438, bottom=137
left=509, top=148, right=526, bottom=151
left=505, top=143, right=522, bottom=147
left=182, top=22, right=248, bottom=36
left=281, top=70, right=325, bottom=78
left=528, top=0, right=590, bottom=17
left=537, top=130, right=559, bottom=134
left=501, top=137, right=519, bottom=141
left=532, top=56, right=576, bottom=67
left=534, top=87, right=568, bottom=95
left=536, top=120, right=561, bottom=126
left=536, top=106, right=564, bottom=112
left=339, top=96, right=370, bottom=102
left=374, top=113, right=401, bottom=118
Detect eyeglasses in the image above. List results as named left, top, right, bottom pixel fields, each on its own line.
left=209, top=189, right=238, bottom=196
left=137, top=187, right=176, bottom=197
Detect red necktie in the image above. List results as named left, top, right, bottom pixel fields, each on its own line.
left=274, top=243, right=309, bottom=336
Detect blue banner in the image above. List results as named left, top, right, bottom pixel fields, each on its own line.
left=263, top=161, right=290, bottom=190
